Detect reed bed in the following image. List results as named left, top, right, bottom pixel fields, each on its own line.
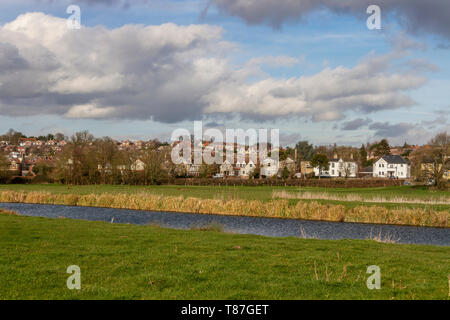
left=0, top=190, right=448, bottom=228
left=273, top=190, right=450, bottom=205
left=0, top=208, right=19, bottom=216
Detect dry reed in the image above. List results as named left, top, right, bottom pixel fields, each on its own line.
left=0, top=190, right=448, bottom=228
left=273, top=190, right=450, bottom=205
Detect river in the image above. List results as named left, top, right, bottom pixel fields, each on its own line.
left=1, top=202, right=449, bottom=246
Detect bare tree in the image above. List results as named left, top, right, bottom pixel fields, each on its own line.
left=426, top=132, right=449, bottom=188
left=141, top=149, right=167, bottom=185
left=0, top=153, right=10, bottom=183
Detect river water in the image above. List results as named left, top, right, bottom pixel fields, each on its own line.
left=1, top=202, right=449, bottom=246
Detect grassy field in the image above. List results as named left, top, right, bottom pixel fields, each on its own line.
left=1, top=212, right=449, bottom=300
left=1, top=183, right=449, bottom=200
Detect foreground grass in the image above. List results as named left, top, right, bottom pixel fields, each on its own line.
left=0, top=213, right=449, bottom=300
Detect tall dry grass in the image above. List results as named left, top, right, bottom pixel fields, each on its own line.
left=273, top=190, right=450, bottom=205
left=0, top=208, right=19, bottom=216
left=0, top=190, right=448, bottom=228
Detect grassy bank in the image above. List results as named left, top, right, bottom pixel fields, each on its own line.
left=1, top=212, right=449, bottom=299
left=0, top=189, right=449, bottom=228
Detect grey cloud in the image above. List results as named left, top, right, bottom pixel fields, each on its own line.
left=405, top=59, right=440, bottom=73
left=369, top=121, right=437, bottom=145
left=0, top=42, right=28, bottom=71
left=341, top=118, right=372, bottom=130
left=210, top=0, right=450, bottom=40
left=369, top=121, right=411, bottom=137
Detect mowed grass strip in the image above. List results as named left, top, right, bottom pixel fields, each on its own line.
left=0, top=184, right=449, bottom=201
left=0, top=213, right=449, bottom=300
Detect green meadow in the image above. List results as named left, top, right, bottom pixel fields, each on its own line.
left=0, top=213, right=449, bottom=300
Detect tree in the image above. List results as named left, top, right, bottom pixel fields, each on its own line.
left=54, top=130, right=95, bottom=184
left=426, top=132, right=449, bottom=188
left=55, top=133, right=65, bottom=141
left=141, top=149, right=168, bottom=185
left=370, top=139, right=390, bottom=157
left=359, top=144, right=368, bottom=167
left=295, top=140, right=315, bottom=165
left=95, top=137, right=119, bottom=184
left=0, top=153, right=10, bottom=183
left=310, top=154, right=329, bottom=179
left=281, top=166, right=290, bottom=179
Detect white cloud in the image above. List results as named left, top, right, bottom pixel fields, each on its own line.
left=64, top=103, right=117, bottom=119
left=0, top=12, right=431, bottom=124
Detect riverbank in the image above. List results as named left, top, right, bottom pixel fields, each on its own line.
left=2, top=202, right=449, bottom=245
left=0, top=189, right=448, bottom=228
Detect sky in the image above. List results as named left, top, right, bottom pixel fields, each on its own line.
left=0, top=0, right=449, bottom=146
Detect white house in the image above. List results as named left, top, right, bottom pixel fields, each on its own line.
left=219, top=160, right=234, bottom=177
left=238, top=160, right=256, bottom=178
left=373, top=155, right=410, bottom=179
left=261, top=158, right=278, bottom=178
left=313, top=158, right=358, bottom=178
left=131, top=159, right=145, bottom=171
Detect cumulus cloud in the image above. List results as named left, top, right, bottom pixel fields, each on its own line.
left=0, top=12, right=231, bottom=122
left=0, top=12, right=430, bottom=123
left=203, top=51, right=426, bottom=121
left=210, top=0, right=450, bottom=40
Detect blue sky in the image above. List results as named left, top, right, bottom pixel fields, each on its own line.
left=0, top=0, right=448, bottom=146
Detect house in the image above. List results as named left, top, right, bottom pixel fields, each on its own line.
left=373, top=155, right=410, bottom=178
left=329, top=158, right=358, bottom=178
left=313, top=158, right=358, bottom=178
left=261, top=158, right=278, bottom=178
left=131, top=159, right=145, bottom=171
left=280, top=157, right=296, bottom=172
left=219, top=160, right=233, bottom=177
left=238, top=160, right=256, bottom=178
left=300, top=161, right=314, bottom=176
left=188, top=164, right=201, bottom=177
left=19, top=137, right=37, bottom=147
left=8, top=152, right=21, bottom=159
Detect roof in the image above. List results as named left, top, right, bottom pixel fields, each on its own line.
left=361, top=166, right=373, bottom=173
left=380, top=155, right=409, bottom=164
